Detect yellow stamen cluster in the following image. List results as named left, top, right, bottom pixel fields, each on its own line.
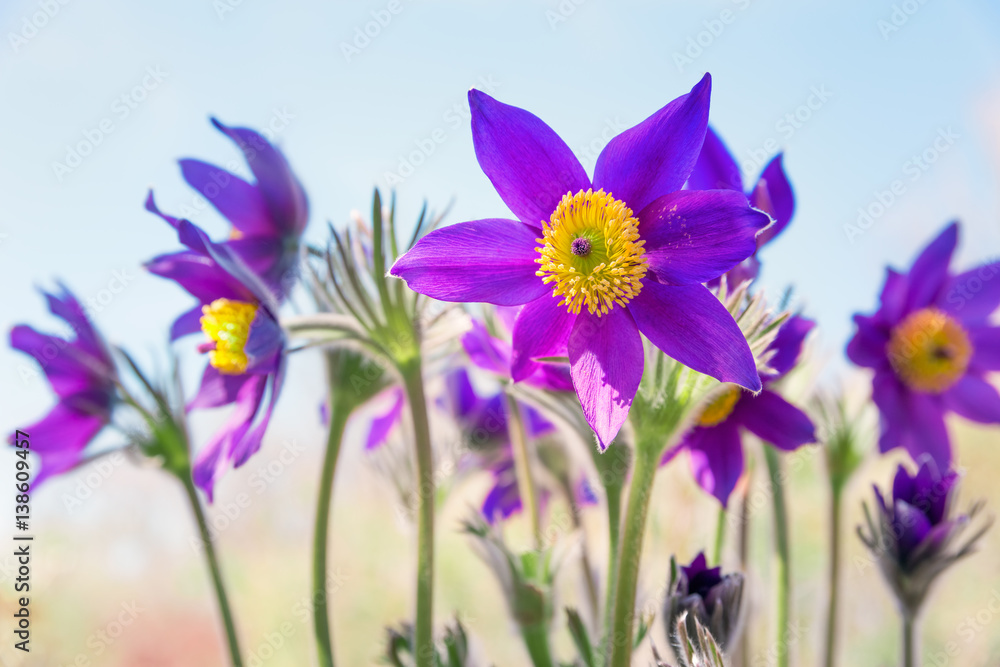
left=200, top=298, right=258, bottom=375
left=887, top=307, right=972, bottom=393
left=536, top=189, right=648, bottom=316
left=697, top=385, right=742, bottom=427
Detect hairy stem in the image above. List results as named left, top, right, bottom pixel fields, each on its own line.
left=764, top=445, right=791, bottom=667
left=823, top=483, right=843, bottom=667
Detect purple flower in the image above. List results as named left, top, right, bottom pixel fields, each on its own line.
left=664, top=315, right=816, bottom=506
left=665, top=552, right=744, bottom=653
left=687, top=127, right=795, bottom=287
left=847, top=222, right=1000, bottom=467
left=151, top=217, right=287, bottom=500
left=461, top=318, right=572, bottom=392
left=860, top=459, right=991, bottom=615
left=9, top=285, right=118, bottom=487
left=145, top=118, right=308, bottom=340
left=390, top=75, right=767, bottom=448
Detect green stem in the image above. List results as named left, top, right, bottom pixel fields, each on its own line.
left=597, top=445, right=628, bottom=648
left=312, top=384, right=352, bottom=667
left=902, top=612, right=916, bottom=667
left=764, top=445, right=791, bottom=667
left=182, top=474, right=244, bottom=667
left=607, top=445, right=659, bottom=667
left=504, top=391, right=542, bottom=549
left=522, top=623, right=556, bottom=667
left=736, top=464, right=752, bottom=667
left=712, top=506, right=727, bottom=566
left=823, top=484, right=843, bottom=667
left=401, top=359, right=436, bottom=667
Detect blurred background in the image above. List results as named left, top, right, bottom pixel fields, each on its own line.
left=2, top=0, right=1000, bottom=664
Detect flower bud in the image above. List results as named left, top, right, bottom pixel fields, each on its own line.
left=664, top=553, right=744, bottom=662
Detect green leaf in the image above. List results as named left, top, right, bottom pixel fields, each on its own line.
left=565, top=608, right=595, bottom=667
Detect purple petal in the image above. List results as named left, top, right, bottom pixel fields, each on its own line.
left=145, top=190, right=182, bottom=230
left=905, top=222, right=958, bottom=312
left=446, top=368, right=482, bottom=419
left=872, top=370, right=910, bottom=456
left=594, top=74, right=711, bottom=213
left=461, top=320, right=512, bottom=376
left=469, top=90, right=590, bottom=228
left=734, top=389, right=815, bottom=450
left=846, top=314, right=889, bottom=370
left=10, top=326, right=100, bottom=398
left=389, top=219, right=548, bottom=306
left=686, top=419, right=744, bottom=507
left=942, top=374, right=1000, bottom=424
left=893, top=464, right=916, bottom=506
left=879, top=268, right=910, bottom=326
left=686, top=126, right=742, bottom=192
left=750, top=153, right=795, bottom=247
left=188, top=365, right=254, bottom=410
left=43, top=284, right=104, bottom=358
left=145, top=249, right=250, bottom=304
left=629, top=281, right=761, bottom=391
left=170, top=307, right=205, bottom=341
left=18, top=402, right=106, bottom=488
left=895, top=499, right=933, bottom=558
left=939, top=262, right=1000, bottom=325
left=970, top=326, right=1000, bottom=371
left=230, top=363, right=285, bottom=468
left=179, top=159, right=274, bottom=237
left=639, top=189, right=769, bottom=285
left=481, top=459, right=522, bottom=523
left=525, top=362, right=574, bottom=393
left=765, top=315, right=815, bottom=380
left=243, top=308, right=284, bottom=373
left=211, top=118, right=308, bottom=236
left=903, top=391, right=951, bottom=469
left=366, top=388, right=406, bottom=450
left=510, top=294, right=577, bottom=382
left=568, top=308, right=644, bottom=450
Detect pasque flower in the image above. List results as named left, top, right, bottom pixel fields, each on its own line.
left=9, top=285, right=118, bottom=487
left=858, top=459, right=991, bottom=616
left=390, top=74, right=768, bottom=448
left=664, top=552, right=745, bottom=657
left=687, top=127, right=795, bottom=287
left=847, top=222, right=1000, bottom=467
left=664, top=315, right=816, bottom=505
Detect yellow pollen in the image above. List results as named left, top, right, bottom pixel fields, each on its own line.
left=535, top=189, right=648, bottom=316
left=200, top=298, right=258, bottom=375
left=697, top=385, right=742, bottom=427
left=886, top=307, right=972, bottom=393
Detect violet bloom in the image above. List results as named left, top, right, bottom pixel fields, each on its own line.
left=664, top=315, right=816, bottom=506
left=461, top=318, right=572, bottom=392
left=860, top=459, right=990, bottom=615
left=665, top=552, right=744, bottom=654
left=687, top=127, right=795, bottom=287
left=390, top=74, right=767, bottom=448
left=150, top=218, right=287, bottom=500
left=145, top=118, right=307, bottom=339
left=9, top=285, right=118, bottom=487
left=847, top=222, right=1000, bottom=467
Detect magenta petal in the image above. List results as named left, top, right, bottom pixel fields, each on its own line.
left=942, top=374, right=1000, bottom=424
left=390, top=219, right=548, bottom=306
left=686, top=126, right=742, bottom=192
left=735, top=389, right=815, bottom=451
left=461, top=320, right=513, bottom=376
left=10, top=325, right=96, bottom=397
left=750, top=153, right=795, bottom=248
left=366, top=388, right=406, bottom=450
left=906, top=222, right=958, bottom=311
left=179, top=159, right=273, bottom=237
left=230, top=364, right=285, bottom=469
left=629, top=281, right=761, bottom=392
left=686, top=419, right=744, bottom=507
left=568, top=308, right=643, bottom=450
left=511, top=294, right=577, bottom=381
left=940, top=262, right=1000, bottom=325
left=594, top=74, right=711, bottom=213
left=171, top=307, right=205, bottom=340
left=188, top=365, right=254, bottom=410
left=145, top=249, right=249, bottom=304
left=639, top=189, right=769, bottom=285
left=970, top=326, right=1000, bottom=371
left=846, top=314, right=889, bottom=370
left=904, top=391, right=951, bottom=468
left=21, top=403, right=105, bottom=489
left=469, top=90, right=590, bottom=228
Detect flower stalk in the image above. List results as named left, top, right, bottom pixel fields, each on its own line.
left=504, top=391, right=542, bottom=549
left=764, top=444, right=791, bottom=667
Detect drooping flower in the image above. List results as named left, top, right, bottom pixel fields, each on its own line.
left=687, top=127, right=795, bottom=287
left=145, top=118, right=308, bottom=340
left=664, top=315, right=816, bottom=505
left=858, top=459, right=991, bottom=617
left=9, top=285, right=118, bottom=487
left=664, top=552, right=745, bottom=657
left=846, top=222, right=1000, bottom=467
left=390, top=74, right=767, bottom=448
left=150, top=218, right=287, bottom=500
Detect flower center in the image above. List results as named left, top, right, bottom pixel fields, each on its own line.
left=200, top=298, right=258, bottom=375
left=697, top=385, right=742, bottom=427
left=536, top=189, right=647, bottom=316
left=886, top=308, right=972, bottom=393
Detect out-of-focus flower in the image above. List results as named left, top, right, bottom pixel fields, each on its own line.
left=858, top=459, right=991, bottom=616
left=461, top=318, right=572, bottom=392
left=145, top=118, right=307, bottom=339
left=664, top=552, right=744, bottom=661
left=847, top=222, right=1000, bottom=467
left=687, top=126, right=795, bottom=287
left=390, top=74, right=767, bottom=448
left=664, top=315, right=816, bottom=505
left=9, top=285, right=118, bottom=486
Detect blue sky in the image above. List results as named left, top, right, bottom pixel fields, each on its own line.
left=2, top=0, right=1000, bottom=437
